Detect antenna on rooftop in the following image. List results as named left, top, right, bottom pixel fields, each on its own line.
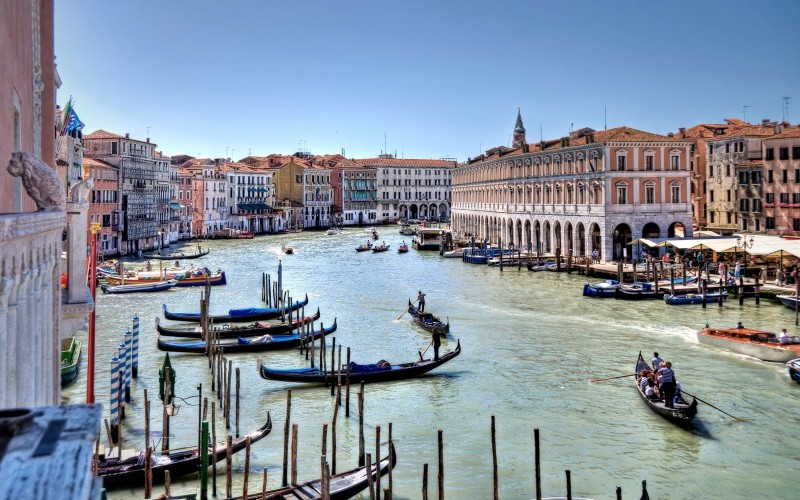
left=782, top=96, right=791, bottom=122
left=604, top=106, right=607, bottom=130
left=743, top=105, right=751, bottom=123
left=146, top=125, right=151, bottom=138
left=248, top=148, right=252, bottom=156
left=539, top=124, right=543, bottom=142
left=384, top=132, right=387, bottom=157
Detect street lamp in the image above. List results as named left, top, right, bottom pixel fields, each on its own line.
left=737, top=235, right=755, bottom=275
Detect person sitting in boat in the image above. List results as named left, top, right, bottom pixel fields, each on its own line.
left=645, top=379, right=659, bottom=401
left=779, top=328, right=790, bottom=344
left=639, top=369, right=651, bottom=393
left=736, top=321, right=744, bottom=329
left=376, top=359, right=391, bottom=369
left=673, top=381, right=682, bottom=405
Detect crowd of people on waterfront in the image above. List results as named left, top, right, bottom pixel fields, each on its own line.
left=638, top=352, right=681, bottom=408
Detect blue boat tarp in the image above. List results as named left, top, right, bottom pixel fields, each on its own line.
left=349, top=362, right=391, bottom=374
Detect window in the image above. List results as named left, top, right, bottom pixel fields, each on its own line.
left=296, top=175, right=302, bottom=183
left=766, top=148, right=774, bottom=160
left=780, top=193, right=789, bottom=204
left=739, top=199, right=750, bottom=211
left=710, top=212, right=715, bottom=223
left=710, top=190, right=715, bottom=202
left=112, top=142, right=118, bottom=154
left=751, top=171, right=761, bottom=184
left=725, top=143, right=730, bottom=153
left=617, top=155, right=626, bottom=171
left=670, top=155, right=680, bottom=170
left=725, top=164, right=730, bottom=176
left=726, top=190, right=731, bottom=202
left=765, top=193, right=775, bottom=203
left=753, top=199, right=762, bottom=212
left=671, top=184, right=680, bottom=203
left=616, top=184, right=627, bottom=204
left=739, top=172, right=749, bottom=184
left=645, top=183, right=655, bottom=204
left=767, top=170, right=774, bottom=183
left=726, top=212, right=732, bottom=224
left=794, top=193, right=800, bottom=204
left=782, top=169, right=788, bottom=183
left=780, top=147, right=789, bottom=160
left=794, top=218, right=800, bottom=232
left=796, top=169, right=800, bottom=183
left=793, top=146, right=800, bottom=160
left=765, top=217, right=775, bottom=230
left=645, top=155, right=654, bottom=171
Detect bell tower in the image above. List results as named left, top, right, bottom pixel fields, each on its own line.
left=512, top=108, right=526, bottom=148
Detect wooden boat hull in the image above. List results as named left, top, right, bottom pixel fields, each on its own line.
left=104, top=271, right=226, bottom=287
left=635, top=352, right=697, bottom=427
left=777, top=294, right=799, bottom=310
left=143, top=249, right=210, bottom=260
left=614, top=287, right=660, bottom=300
left=99, top=411, right=271, bottom=489
left=156, top=308, right=321, bottom=338
left=372, top=246, right=390, bottom=252
left=408, top=300, right=449, bottom=334
left=696, top=328, right=798, bottom=362
left=257, top=441, right=396, bottom=500
left=163, top=294, right=309, bottom=323
left=260, top=340, right=461, bottom=384
left=101, top=280, right=177, bottom=294
left=157, top=320, right=337, bottom=354
left=355, top=244, right=372, bottom=252
left=60, top=337, right=82, bottom=385
left=663, top=291, right=727, bottom=305
left=582, top=280, right=620, bottom=298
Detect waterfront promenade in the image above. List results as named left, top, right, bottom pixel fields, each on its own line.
left=64, top=229, right=799, bottom=499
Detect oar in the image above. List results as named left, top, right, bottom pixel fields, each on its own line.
left=680, top=390, right=745, bottom=422
left=418, top=340, right=434, bottom=361
left=589, top=373, right=637, bottom=383
left=397, top=298, right=419, bottom=320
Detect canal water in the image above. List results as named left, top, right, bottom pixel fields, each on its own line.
left=63, top=228, right=800, bottom=499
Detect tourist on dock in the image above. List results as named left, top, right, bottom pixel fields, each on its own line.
left=432, top=330, right=441, bottom=361
left=776, top=268, right=785, bottom=286
left=657, top=361, right=677, bottom=409
left=592, top=248, right=599, bottom=263
left=718, top=261, right=725, bottom=277
left=652, top=352, right=664, bottom=371
left=734, top=261, right=741, bottom=278
left=760, top=267, right=768, bottom=284
left=418, top=290, right=426, bottom=312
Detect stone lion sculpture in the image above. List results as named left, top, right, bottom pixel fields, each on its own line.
left=7, top=151, right=66, bottom=211
left=68, top=177, right=94, bottom=210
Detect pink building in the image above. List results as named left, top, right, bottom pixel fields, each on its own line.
left=762, top=128, right=800, bottom=236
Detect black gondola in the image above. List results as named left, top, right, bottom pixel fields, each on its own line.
left=407, top=299, right=449, bottom=334
left=614, top=282, right=661, bottom=300
left=99, top=411, right=271, bottom=489
left=635, top=352, right=697, bottom=426
left=157, top=320, right=337, bottom=354
left=241, top=440, right=396, bottom=500
left=259, top=340, right=461, bottom=384
left=156, top=308, right=321, bottom=338
left=162, top=294, right=309, bottom=323
left=143, top=248, right=210, bottom=260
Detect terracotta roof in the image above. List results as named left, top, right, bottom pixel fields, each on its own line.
left=707, top=123, right=785, bottom=141
left=356, top=158, right=457, bottom=168
left=764, top=127, right=800, bottom=140
left=592, top=126, right=676, bottom=142
left=83, top=157, right=115, bottom=169
left=83, top=129, right=125, bottom=140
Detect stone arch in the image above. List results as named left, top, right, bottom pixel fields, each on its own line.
left=553, top=221, right=562, bottom=253
left=668, top=221, right=686, bottom=238
left=565, top=222, right=574, bottom=255
left=576, top=223, right=586, bottom=256
left=544, top=221, right=552, bottom=253
left=642, top=222, right=660, bottom=238
left=612, top=223, right=632, bottom=261
left=534, top=220, right=542, bottom=253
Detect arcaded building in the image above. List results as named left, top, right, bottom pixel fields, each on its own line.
left=451, top=112, right=694, bottom=262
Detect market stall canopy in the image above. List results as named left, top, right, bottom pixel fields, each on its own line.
left=628, top=235, right=800, bottom=258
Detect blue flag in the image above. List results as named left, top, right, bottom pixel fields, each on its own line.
left=65, top=109, right=84, bottom=133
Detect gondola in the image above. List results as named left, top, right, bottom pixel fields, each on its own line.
left=355, top=242, right=373, bottom=252
left=156, top=308, right=321, bottom=338
left=372, top=243, right=390, bottom=252
left=614, top=282, right=661, bottom=300
left=241, top=441, right=395, bottom=500
left=397, top=243, right=409, bottom=253
left=663, top=291, right=727, bottom=305
left=407, top=299, right=449, bottom=334
left=99, top=410, right=271, bottom=489
left=259, top=340, right=461, bottom=384
left=162, top=294, right=309, bottom=323
left=157, top=320, right=337, bottom=354
left=143, top=248, right=210, bottom=260
left=634, top=352, right=697, bottom=427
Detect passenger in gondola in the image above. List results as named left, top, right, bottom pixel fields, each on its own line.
left=674, top=381, right=682, bottom=405
left=657, top=361, right=677, bottom=408
left=639, top=369, right=651, bottom=393
left=651, top=352, right=664, bottom=371
left=645, top=379, right=659, bottom=400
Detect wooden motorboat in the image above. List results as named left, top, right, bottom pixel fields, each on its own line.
left=60, top=336, right=82, bottom=385
left=526, top=261, right=556, bottom=272
left=441, top=248, right=463, bottom=258
left=162, top=294, right=309, bottom=323
left=635, top=352, right=697, bottom=427
left=281, top=245, right=294, bottom=254
left=259, top=340, right=461, bottom=384
left=407, top=300, right=449, bottom=334
left=614, top=282, right=660, bottom=300
left=99, top=411, right=271, bottom=489
left=103, top=269, right=227, bottom=288
left=157, top=320, right=337, bottom=354
left=582, top=280, right=620, bottom=298
left=355, top=242, right=373, bottom=252
left=663, top=291, right=727, bottom=305
left=143, top=247, right=210, bottom=260
left=696, top=326, right=800, bottom=362
left=399, top=224, right=415, bottom=236
left=240, top=440, right=395, bottom=500
left=787, top=358, right=800, bottom=384
left=776, top=294, right=799, bottom=311
left=156, top=308, right=321, bottom=338
left=101, top=279, right=178, bottom=294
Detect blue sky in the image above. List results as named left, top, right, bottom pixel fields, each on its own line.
left=55, top=0, right=800, bottom=161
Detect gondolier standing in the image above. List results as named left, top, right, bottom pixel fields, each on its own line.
left=657, top=361, right=677, bottom=409
left=418, top=290, right=426, bottom=312
left=432, top=330, right=441, bottom=361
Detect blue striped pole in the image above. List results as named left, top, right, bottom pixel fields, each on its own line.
left=132, top=315, right=140, bottom=378
left=118, top=343, right=127, bottom=419
left=110, top=356, right=120, bottom=444
left=124, top=331, right=133, bottom=403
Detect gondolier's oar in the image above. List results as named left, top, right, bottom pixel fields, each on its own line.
left=680, top=390, right=746, bottom=422
left=418, top=340, right=434, bottom=361
left=589, top=373, right=637, bottom=383
left=397, top=299, right=419, bottom=321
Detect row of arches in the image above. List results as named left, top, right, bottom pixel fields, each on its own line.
left=399, top=203, right=450, bottom=220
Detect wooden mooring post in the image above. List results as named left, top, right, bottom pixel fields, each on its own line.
left=282, top=390, right=292, bottom=486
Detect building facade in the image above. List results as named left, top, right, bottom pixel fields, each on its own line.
left=226, top=162, right=277, bottom=233
left=359, top=156, right=456, bottom=223
left=326, top=155, right=377, bottom=226
left=762, top=128, right=800, bottom=236
left=451, top=117, right=694, bottom=262
left=85, top=157, right=120, bottom=256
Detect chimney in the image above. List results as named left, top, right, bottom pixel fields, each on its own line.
left=125, top=132, right=130, bottom=138
left=668, top=132, right=674, bottom=137
left=762, top=119, right=771, bottom=126
left=586, top=133, right=594, bottom=144
left=679, top=127, right=686, bottom=136
left=146, top=137, right=150, bottom=143
left=561, top=137, right=569, bottom=148
left=774, top=122, right=784, bottom=134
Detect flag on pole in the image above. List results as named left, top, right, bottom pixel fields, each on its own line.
left=65, top=108, right=84, bottom=133
left=59, top=97, right=73, bottom=135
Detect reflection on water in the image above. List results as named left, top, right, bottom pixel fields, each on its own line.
left=63, top=229, right=800, bottom=499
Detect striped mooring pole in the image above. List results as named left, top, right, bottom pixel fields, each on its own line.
left=110, top=356, right=120, bottom=444
left=117, top=343, right=127, bottom=418
left=132, top=315, right=140, bottom=378
left=124, top=330, right=133, bottom=403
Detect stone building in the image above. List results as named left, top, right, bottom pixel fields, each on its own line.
left=225, top=162, right=277, bottom=233
left=174, top=166, right=194, bottom=239
left=85, top=157, right=120, bottom=256
left=321, top=154, right=376, bottom=226
left=451, top=112, right=694, bottom=262
left=1, top=0, right=93, bottom=408
left=762, top=127, right=800, bottom=236
left=83, top=130, right=163, bottom=254
left=358, top=156, right=456, bottom=223
left=705, top=121, right=785, bottom=235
